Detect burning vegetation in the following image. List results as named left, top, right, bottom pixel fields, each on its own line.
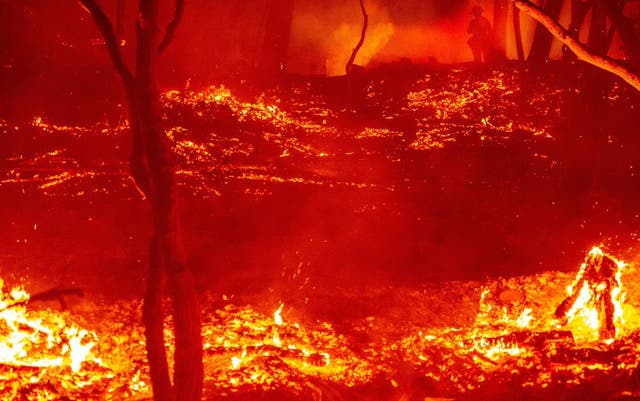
left=3, top=30, right=640, bottom=401
left=0, top=248, right=639, bottom=400
left=5, top=0, right=640, bottom=400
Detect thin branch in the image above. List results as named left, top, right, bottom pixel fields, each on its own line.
left=345, top=0, right=368, bottom=75
left=158, top=0, right=186, bottom=54
left=514, top=0, right=640, bottom=92
left=78, top=0, right=133, bottom=86
left=0, top=286, right=84, bottom=311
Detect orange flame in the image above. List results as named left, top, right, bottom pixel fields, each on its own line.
left=561, top=246, right=626, bottom=342
left=0, top=279, right=100, bottom=372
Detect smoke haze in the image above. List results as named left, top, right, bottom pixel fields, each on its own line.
left=289, top=0, right=471, bottom=75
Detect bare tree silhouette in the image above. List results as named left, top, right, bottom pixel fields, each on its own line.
left=77, top=1, right=202, bottom=400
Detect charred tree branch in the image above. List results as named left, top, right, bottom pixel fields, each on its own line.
left=345, top=0, right=368, bottom=75
left=157, top=0, right=185, bottom=54
left=514, top=0, right=640, bottom=92
left=78, top=0, right=133, bottom=86
left=0, top=286, right=84, bottom=311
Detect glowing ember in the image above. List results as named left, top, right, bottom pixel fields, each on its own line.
left=3, top=69, right=562, bottom=202
left=203, top=303, right=370, bottom=394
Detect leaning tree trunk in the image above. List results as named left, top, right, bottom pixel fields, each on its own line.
left=79, top=1, right=203, bottom=400
left=527, top=0, right=564, bottom=61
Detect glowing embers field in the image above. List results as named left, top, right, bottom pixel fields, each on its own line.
left=1, top=67, right=565, bottom=201
left=2, top=67, right=640, bottom=400
left=1, top=252, right=639, bottom=401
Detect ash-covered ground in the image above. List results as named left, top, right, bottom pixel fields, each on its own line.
left=2, top=62, right=640, bottom=400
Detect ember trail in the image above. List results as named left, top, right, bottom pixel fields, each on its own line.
left=4, top=1, right=640, bottom=400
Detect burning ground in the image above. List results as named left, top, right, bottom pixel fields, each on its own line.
left=2, top=64, right=640, bottom=399
left=1, top=263, right=640, bottom=400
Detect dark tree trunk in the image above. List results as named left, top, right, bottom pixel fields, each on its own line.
left=528, top=0, right=564, bottom=61
left=345, top=0, right=368, bottom=75
left=80, top=1, right=203, bottom=400
left=134, top=1, right=203, bottom=401
left=258, top=0, right=295, bottom=76
left=345, top=0, right=368, bottom=109
left=603, top=0, right=640, bottom=72
left=513, top=6, right=525, bottom=61
left=562, top=0, right=592, bottom=61
left=116, top=0, right=125, bottom=37
left=493, top=0, right=509, bottom=59
left=588, top=0, right=608, bottom=55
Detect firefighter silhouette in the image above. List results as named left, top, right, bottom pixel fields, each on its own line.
left=467, top=6, right=493, bottom=63
left=554, top=248, right=619, bottom=340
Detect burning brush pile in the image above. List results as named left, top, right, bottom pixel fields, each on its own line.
left=0, top=247, right=639, bottom=400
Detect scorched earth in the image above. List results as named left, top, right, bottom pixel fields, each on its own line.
left=2, top=64, right=640, bottom=400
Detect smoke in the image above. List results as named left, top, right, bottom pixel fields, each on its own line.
left=326, top=2, right=395, bottom=75
left=289, top=0, right=475, bottom=76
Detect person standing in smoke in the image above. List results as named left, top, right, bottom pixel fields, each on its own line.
left=467, top=6, right=493, bottom=63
